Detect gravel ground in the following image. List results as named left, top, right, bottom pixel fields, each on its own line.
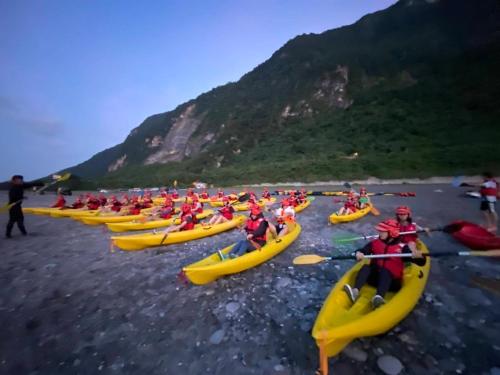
left=0, top=184, right=499, bottom=375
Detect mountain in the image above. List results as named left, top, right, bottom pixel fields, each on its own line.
left=66, top=0, right=500, bottom=188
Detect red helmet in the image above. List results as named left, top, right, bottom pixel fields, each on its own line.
left=181, top=204, right=191, bottom=213
left=375, top=219, right=400, bottom=238
left=250, top=207, right=262, bottom=216
left=396, top=206, right=411, bottom=215
left=281, top=199, right=290, bottom=207
left=192, top=195, right=199, bottom=202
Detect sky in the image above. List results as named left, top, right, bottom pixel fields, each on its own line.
left=0, top=0, right=397, bottom=180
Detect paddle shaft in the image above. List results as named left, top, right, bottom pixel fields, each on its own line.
left=326, top=250, right=500, bottom=261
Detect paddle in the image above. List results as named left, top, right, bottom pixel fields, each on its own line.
left=370, top=205, right=380, bottom=216
left=332, top=223, right=464, bottom=244
left=0, top=200, right=23, bottom=213
left=293, top=249, right=500, bottom=265
left=36, top=173, right=71, bottom=194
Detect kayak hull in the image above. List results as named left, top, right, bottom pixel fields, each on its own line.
left=106, top=209, right=214, bottom=232
left=183, top=223, right=301, bottom=285
left=294, top=197, right=314, bottom=213
left=451, top=220, right=500, bottom=250
left=111, top=215, right=246, bottom=251
left=329, top=204, right=372, bottom=224
left=312, top=240, right=430, bottom=357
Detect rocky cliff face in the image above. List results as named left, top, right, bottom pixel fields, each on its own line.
left=144, top=104, right=203, bottom=164
left=63, top=0, right=500, bottom=185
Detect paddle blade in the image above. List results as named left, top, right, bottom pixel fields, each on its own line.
left=293, top=254, right=328, bottom=265
left=370, top=205, right=380, bottom=216
left=343, top=182, right=352, bottom=189
left=58, top=172, right=71, bottom=182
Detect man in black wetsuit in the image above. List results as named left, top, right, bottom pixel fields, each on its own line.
left=6, top=175, right=43, bottom=238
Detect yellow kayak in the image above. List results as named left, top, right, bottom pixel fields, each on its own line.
left=329, top=204, right=372, bottom=224
left=294, top=197, right=314, bottom=213
left=111, top=215, right=246, bottom=251
left=183, top=223, right=301, bottom=285
left=22, top=207, right=70, bottom=215
left=78, top=207, right=155, bottom=225
left=106, top=209, right=213, bottom=232
left=312, top=240, right=430, bottom=358
left=231, top=198, right=277, bottom=211
left=49, top=208, right=100, bottom=218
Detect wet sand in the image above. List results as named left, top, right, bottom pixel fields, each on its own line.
left=0, top=184, right=499, bottom=375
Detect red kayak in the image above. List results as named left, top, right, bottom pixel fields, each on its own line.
left=451, top=221, right=500, bottom=250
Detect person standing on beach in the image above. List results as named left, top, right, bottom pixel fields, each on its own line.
left=6, top=175, right=43, bottom=238
left=480, top=172, right=498, bottom=232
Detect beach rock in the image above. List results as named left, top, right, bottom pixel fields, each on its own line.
left=209, top=329, right=225, bottom=345
left=275, top=277, right=292, bottom=289
left=377, top=355, right=403, bottom=375
left=343, top=344, right=368, bottom=362
left=331, top=361, right=357, bottom=375
left=226, top=302, right=240, bottom=314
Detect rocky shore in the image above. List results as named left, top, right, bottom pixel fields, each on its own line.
left=0, top=183, right=499, bottom=374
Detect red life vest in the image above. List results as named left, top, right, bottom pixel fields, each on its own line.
left=126, top=207, right=139, bottom=215
left=71, top=201, right=84, bottom=209
left=181, top=212, right=197, bottom=230
left=370, top=238, right=405, bottom=279
left=191, top=202, right=203, bottom=214
left=262, top=191, right=271, bottom=199
left=245, top=217, right=267, bottom=242
left=200, top=192, right=209, bottom=199
left=289, top=196, right=299, bottom=207
left=87, top=199, right=100, bottom=210
left=172, top=192, right=179, bottom=199
left=345, top=201, right=357, bottom=211
left=480, top=179, right=498, bottom=197
left=219, top=205, right=234, bottom=220
left=399, top=222, right=417, bottom=244
left=217, top=192, right=224, bottom=198
left=111, top=201, right=122, bottom=212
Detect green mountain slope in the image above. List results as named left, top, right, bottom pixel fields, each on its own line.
left=66, top=0, right=500, bottom=188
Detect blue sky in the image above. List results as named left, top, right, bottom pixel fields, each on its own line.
left=0, top=0, right=397, bottom=180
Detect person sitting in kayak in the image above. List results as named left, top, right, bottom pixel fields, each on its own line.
left=171, top=189, right=179, bottom=199
left=51, top=194, right=66, bottom=208
left=207, top=197, right=235, bottom=225
left=297, top=189, right=307, bottom=205
left=289, top=191, right=299, bottom=207
left=225, top=207, right=268, bottom=258
left=161, top=203, right=198, bottom=239
left=186, top=188, right=195, bottom=199
left=110, top=196, right=123, bottom=212
left=70, top=195, right=85, bottom=209
left=142, top=193, right=153, bottom=206
left=262, top=188, right=271, bottom=200
left=98, top=193, right=107, bottom=207
left=275, top=199, right=295, bottom=220
left=191, top=195, right=204, bottom=214
left=479, top=172, right=498, bottom=232
left=336, top=193, right=357, bottom=216
left=217, top=188, right=224, bottom=199
left=394, top=206, right=429, bottom=251
left=269, top=205, right=295, bottom=238
left=357, top=187, right=370, bottom=209
left=343, top=219, right=425, bottom=309
left=86, top=195, right=101, bottom=210
left=200, top=189, right=209, bottom=199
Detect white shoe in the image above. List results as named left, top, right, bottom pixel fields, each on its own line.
left=343, top=284, right=359, bottom=304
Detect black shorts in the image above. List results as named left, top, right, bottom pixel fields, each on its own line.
left=480, top=200, right=496, bottom=213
